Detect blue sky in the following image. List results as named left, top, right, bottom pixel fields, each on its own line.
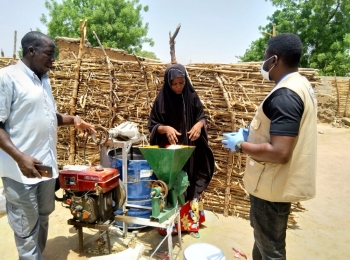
left=0, top=0, right=276, bottom=63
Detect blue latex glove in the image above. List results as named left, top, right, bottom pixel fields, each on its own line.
left=243, top=125, right=250, bottom=142
left=222, top=128, right=246, bottom=151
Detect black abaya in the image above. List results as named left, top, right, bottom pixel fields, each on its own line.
left=148, top=64, right=214, bottom=200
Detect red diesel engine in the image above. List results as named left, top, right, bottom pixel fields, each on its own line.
left=58, top=165, right=124, bottom=224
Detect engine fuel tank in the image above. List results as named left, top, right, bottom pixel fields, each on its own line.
left=59, top=165, right=120, bottom=193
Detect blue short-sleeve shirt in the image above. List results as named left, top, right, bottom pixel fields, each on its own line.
left=0, top=60, right=58, bottom=184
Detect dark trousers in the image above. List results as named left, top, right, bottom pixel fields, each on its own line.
left=250, top=194, right=291, bottom=260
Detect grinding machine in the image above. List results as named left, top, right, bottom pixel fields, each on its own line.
left=138, top=145, right=195, bottom=223
left=55, top=125, right=195, bottom=256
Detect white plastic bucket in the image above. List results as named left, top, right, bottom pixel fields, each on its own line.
left=183, top=242, right=226, bottom=260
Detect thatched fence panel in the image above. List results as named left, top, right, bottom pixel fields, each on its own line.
left=0, top=57, right=321, bottom=226
left=330, top=78, right=350, bottom=118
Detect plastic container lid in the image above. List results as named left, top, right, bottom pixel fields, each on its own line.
left=183, top=242, right=226, bottom=260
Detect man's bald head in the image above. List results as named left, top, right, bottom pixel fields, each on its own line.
left=21, top=31, right=54, bottom=57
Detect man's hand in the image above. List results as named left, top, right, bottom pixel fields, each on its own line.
left=73, top=116, right=96, bottom=135
left=17, top=155, right=43, bottom=179
left=165, top=126, right=182, bottom=145
left=227, top=127, right=249, bottom=141
left=242, top=126, right=249, bottom=142
left=222, top=128, right=246, bottom=152
left=0, top=125, right=43, bottom=178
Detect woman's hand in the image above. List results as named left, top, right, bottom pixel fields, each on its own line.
left=165, top=126, right=182, bottom=145
left=188, top=121, right=204, bottom=141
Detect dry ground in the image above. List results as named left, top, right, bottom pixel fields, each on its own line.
left=0, top=123, right=349, bottom=260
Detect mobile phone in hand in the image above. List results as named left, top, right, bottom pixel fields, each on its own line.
left=34, top=164, right=53, bottom=178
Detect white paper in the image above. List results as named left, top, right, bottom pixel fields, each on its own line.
left=140, top=169, right=153, bottom=178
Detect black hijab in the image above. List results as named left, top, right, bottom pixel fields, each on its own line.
left=148, top=64, right=214, bottom=200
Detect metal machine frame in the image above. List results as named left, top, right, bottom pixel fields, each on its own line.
left=100, top=136, right=182, bottom=259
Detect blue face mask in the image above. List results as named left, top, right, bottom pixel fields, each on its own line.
left=260, top=55, right=276, bottom=81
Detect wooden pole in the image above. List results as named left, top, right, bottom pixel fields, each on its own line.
left=344, top=78, right=350, bottom=117
left=69, top=19, right=87, bottom=164
left=92, top=30, right=116, bottom=128
left=215, top=73, right=235, bottom=217
left=133, top=53, right=151, bottom=112
left=185, top=67, right=194, bottom=88
left=169, top=23, right=181, bottom=64
left=13, top=30, right=17, bottom=60
left=334, top=71, right=340, bottom=117
left=272, top=24, right=276, bottom=37
left=264, top=23, right=276, bottom=37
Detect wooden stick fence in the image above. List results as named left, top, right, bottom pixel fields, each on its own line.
left=0, top=57, right=325, bottom=226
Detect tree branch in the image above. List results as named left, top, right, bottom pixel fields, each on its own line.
left=324, top=0, right=340, bottom=26
left=69, top=19, right=87, bottom=164
left=169, top=23, right=181, bottom=64
left=92, top=31, right=116, bottom=128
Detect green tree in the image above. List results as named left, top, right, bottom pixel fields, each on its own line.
left=18, top=48, right=23, bottom=58
left=41, top=0, right=155, bottom=54
left=238, top=0, right=350, bottom=76
left=135, top=50, right=159, bottom=60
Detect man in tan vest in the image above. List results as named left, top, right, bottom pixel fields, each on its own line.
left=222, top=33, right=317, bottom=260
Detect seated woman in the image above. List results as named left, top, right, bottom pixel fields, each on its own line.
left=148, top=63, right=215, bottom=238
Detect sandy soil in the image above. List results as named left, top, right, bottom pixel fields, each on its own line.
left=0, top=123, right=349, bottom=260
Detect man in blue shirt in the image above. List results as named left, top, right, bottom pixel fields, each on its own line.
left=0, top=31, right=95, bottom=259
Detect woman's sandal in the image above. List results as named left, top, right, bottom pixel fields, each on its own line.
left=190, top=232, right=200, bottom=238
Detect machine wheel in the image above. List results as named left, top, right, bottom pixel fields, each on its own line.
left=113, top=180, right=126, bottom=210
left=91, top=126, right=109, bottom=145
left=151, top=180, right=169, bottom=198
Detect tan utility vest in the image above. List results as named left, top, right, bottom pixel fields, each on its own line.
left=244, top=72, right=317, bottom=202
